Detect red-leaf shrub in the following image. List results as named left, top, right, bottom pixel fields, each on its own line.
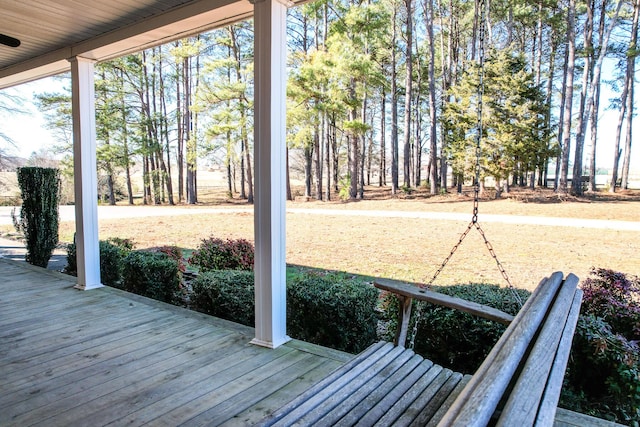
left=188, top=237, right=254, bottom=272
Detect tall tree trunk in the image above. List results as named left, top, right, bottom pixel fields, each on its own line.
left=571, top=0, right=594, bottom=195
left=360, top=95, right=367, bottom=199
left=559, top=0, right=576, bottom=194
left=175, top=44, right=184, bottom=203
left=611, top=73, right=628, bottom=193
left=391, top=6, right=400, bottom=194
left=304, top=145, right=313, bottom=197
left=379, top=89, right=386, bottom=187
left=575, top=0, right=622, bottom=194
left=588, top=1, right=608, bottom=191
left=314, top=122, right=323, bottom=200
left=621, top=0, right=640, bottom=189
left=349, top=83, right=359, bottom=200
left=403, top=0, right=413, bottom=189
left=119, top=68, right=134, bottom=205
left=621, top=75, right=634, bottom=190
left=427, top=0, right=438, bottom=194
left=325, top=113, right=332, bottom=200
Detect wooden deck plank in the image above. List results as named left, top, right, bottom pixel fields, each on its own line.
left=0, top=259, right=353, bottom=427
left=1, top=321, right=222, bottom=401
left=7, top=333, right=250, bottom=426
left=1, top=326, right=234, bottom=421
left=1, top=310, right=178, bottom=370
left=220, top=358, right=346, bottom=427
left=160, top=352, right=323, bottom=426
left=88, top=346, right=300, bottom=426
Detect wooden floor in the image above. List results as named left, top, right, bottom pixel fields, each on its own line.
left=0, top=258, right=624, bottom=427
left=0, top=259, right=351, bottom=426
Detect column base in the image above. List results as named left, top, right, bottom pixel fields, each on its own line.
left=74, top=282, right=104, bottom=291
left=250, top=336, right=291, bottom=349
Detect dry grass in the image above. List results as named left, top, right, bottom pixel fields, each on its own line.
left=36, top=186, right=638, bottom=291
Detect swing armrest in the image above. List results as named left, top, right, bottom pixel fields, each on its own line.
left=374, top=278, right=514, bottom=347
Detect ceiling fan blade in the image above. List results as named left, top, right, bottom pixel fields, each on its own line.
left=0, top=34, right=21, bottom=48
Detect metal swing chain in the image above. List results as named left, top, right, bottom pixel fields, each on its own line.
left=408, top=0, right=522, bottom=350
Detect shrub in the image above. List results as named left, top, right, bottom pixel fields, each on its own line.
left=121, top=251, right=181, bottom=303
left=287, top=272, right=379, bottom=354
left=559, top=269, right=640, bottom=424
left=13, top=167, right=60, bottom=267
left=188, top=237, right=254, bottom=271
left=64, top=237, right=134, bottom=287
left=580, top=268, right=640, bottom=340
left=151, top=245, right=186, bottom=273
left=380, top=283, right=530, bottom=374
left=191, top=270, right=255, bottom=326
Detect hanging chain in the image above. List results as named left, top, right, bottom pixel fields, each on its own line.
left=408, top=0, right=522, bottom=350
left=408, top=300, right=423, bottom=350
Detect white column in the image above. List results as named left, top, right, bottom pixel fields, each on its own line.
left=69, top=56, right=102, bottom=290
left=251, top=0, right=291, bottom=349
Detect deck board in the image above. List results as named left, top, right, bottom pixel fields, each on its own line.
left=0, top=258, right=622, bottom=427
left=0, top=258, right=351, bottom=427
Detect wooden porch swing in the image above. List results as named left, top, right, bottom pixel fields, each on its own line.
left=259, top=0, right=584, bottom=425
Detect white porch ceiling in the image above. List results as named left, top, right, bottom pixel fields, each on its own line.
left=0, top=0, right=254, bottom=89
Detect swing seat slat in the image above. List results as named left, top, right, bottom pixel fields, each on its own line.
left=374, top=278, right=514, bottom=347
left=259, top=272, right=582, bottom=427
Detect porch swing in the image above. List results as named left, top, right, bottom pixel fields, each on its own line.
left=260, top=0, right=583, bottom=425
left=374, top=0, right=525, bottom=349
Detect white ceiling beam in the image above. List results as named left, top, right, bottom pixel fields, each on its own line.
left=0, top=0, right=253, bottom=89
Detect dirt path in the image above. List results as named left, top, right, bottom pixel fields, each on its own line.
left=2, top=205, right=639, bottom=231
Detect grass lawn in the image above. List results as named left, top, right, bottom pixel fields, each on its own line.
left=3, top=186, right=640, bottom=291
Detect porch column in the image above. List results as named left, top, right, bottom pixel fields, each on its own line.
left=69, top=56, right=102, bottom=290
left=251, top=0, right=291, bottom=348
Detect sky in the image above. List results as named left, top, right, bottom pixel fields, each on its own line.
left=2, top=78, right=63, bottom=158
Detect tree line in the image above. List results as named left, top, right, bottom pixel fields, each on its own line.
left=30, top=0, right=639, bottom=205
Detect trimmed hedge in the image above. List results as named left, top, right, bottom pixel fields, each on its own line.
left=191, top=270, right=379, bottom=354
left=65, top=238, right=133, bottom=287
left=121, top=251, right=181, bottom=303
left=287, top=272, right=379, bottom=354
left=192, top=270, right=255, bottom=326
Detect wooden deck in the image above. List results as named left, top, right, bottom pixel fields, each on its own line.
left=0, top=258, right=624, bottom=427
left=0, top=258, right=351, bottom=426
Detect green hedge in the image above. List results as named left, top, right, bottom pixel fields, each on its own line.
left=14, top=167, right=60, bottom=267
left=192, top=270, right=255, bottom=326
left=65, top=238, right=133, bottom=287
left=381, top=283, right=530, bottom=374
left=121, top=251, right=181, bottom=303
left=191, top=270, right=379, bottom=354
left=287, top=272, right=379, bottom=354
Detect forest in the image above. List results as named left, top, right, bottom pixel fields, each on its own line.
left=27, top=0, right=640, bottom=204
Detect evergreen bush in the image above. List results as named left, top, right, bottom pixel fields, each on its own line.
left=192, top=270, right=255, bottom=326
left=191, top=269, right=379, bottom=354
left=13, top=167, right=60, bottom=267
left=287, top=272, right=379, bottom=354
left=64, top=237, right=134, bottom=287
left=380, top=283, right=529, bottom=374
left=121, top=251, right=181, bottom=303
